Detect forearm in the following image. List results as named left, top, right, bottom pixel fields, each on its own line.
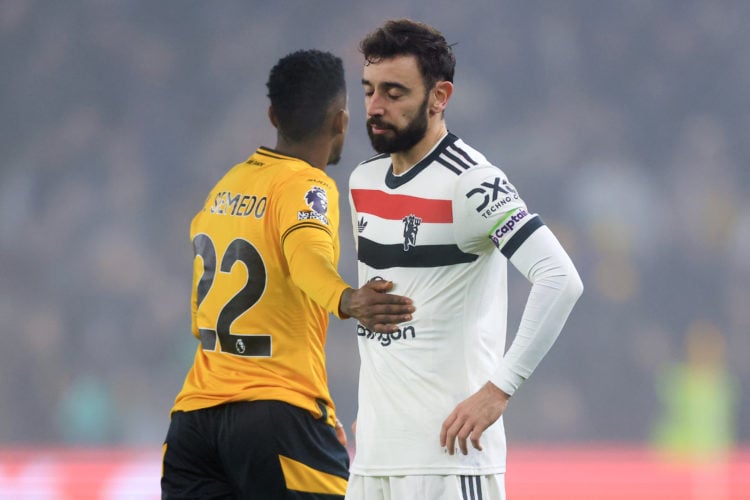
left=490, top=226, right=583, bottom=395
left=283, top=227, right=350, bottom=318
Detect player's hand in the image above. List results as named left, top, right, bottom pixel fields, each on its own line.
left=440, top=382, right=510, bottom=455
left=339, top=281, right=414, bottom=333
left=335, top=418, right=347, bottom=447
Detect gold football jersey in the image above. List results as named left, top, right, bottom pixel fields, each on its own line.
left=172, top=147, right=345, bottom=425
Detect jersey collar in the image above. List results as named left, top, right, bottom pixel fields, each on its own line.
left=385, top=132, right=458, bottom=189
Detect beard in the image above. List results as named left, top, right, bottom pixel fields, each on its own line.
left=366, top=96, right=429, bottom=154
left=327, top=148, right=341, bottom=165
left=327, top=137, right=344, bottom=165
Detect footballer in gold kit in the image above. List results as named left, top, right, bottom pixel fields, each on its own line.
left=161, top=50, right=414, bottom=499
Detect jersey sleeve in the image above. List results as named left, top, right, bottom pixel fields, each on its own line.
left=274, top=169, right=350, bottom=318
left=489, top=226, right=583, bottom=395
left=283, top=226, right=350, bottom=318
left=453, top=164, right=582, bottom=396
left=452, top=164, right=544, bottom=257
left=276, top=169, right=338, bottom=247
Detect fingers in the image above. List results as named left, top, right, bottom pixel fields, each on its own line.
left=376, top=294, right=414, bottom=305
left=367, top=295, right=415, bottom=317
left=446, top=426, right=479, bottom=455
left=352, top=284, right=414, bottom=309
left=335, top=418, right=347, bottom=447
left=354, top=284, right=415, bottom=332
left=369, top=305, right=414, bottom=328
left=440, top=412, right=484, bottom=456
left=364, top=302, right=414, bottom=324
left=364, top=281, right=413, bottom=305
left=365, top=280, right=394, bottom=292
left=368, top=310, right=415, bottom=332
left=366, top=290, right=413, bottom=308
left=370, top=322, right=404, bottom=334
left=441, top=413, right=463, bottom=455
left=440, top=415, right=452, bottom=448
left=470, top=430, right=484, bottom=452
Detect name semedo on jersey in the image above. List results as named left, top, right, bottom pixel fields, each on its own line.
left=209, top=191, right=267, bottom=218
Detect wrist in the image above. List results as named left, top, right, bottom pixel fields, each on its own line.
left=338, top=288, right=353, bottom=319
left=485, top=381, right=512, bottom=401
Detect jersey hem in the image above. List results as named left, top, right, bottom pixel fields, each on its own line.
left=349, top=465, right=506, bottom=476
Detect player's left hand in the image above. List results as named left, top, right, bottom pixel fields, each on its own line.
left=339, top=281, right=415, bottom=333
left=440, top=382, right=510, bottom=455
left=335, top=417, right=348, bottom=447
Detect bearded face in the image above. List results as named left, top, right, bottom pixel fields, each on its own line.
left=366, top=93, right=429, bottom=154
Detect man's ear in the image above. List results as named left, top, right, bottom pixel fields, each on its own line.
left=268, top=106, right=279, bottom=129
left=430, top=81, right=454, bottom=115
left=331, top=108, right=349, bottom=136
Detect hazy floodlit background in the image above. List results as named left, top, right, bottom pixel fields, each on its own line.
left=1, top=1, right=749, bottom=498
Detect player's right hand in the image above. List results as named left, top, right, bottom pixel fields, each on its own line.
left=339, top=281, right=414, bottom=333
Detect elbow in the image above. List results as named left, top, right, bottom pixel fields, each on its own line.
left=563, top=266, right=584, bottom=303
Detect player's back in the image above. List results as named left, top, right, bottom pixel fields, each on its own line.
left=172, top=147, right=341, bottom=423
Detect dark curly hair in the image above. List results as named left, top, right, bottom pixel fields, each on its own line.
left=266, top=49, right=345, bottom=142
left=359, top=19, right=455, bottom=90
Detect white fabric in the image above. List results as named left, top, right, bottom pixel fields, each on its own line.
left=349, top=133, right=581, bottom=476
left=345, top=473, right=506, bottom=500
left=490, top=226, right=583, bottom=394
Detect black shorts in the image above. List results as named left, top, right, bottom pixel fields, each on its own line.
left=161, top=400, right=349, bottom=499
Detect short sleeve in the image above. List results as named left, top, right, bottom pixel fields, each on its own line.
left=277, top=170, right=339, bottom=247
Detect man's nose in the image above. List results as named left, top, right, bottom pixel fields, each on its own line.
left=366, top=93, right=385, bottom=117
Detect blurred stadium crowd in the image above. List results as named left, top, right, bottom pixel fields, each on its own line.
left=1, top=0, right=748, bottom=451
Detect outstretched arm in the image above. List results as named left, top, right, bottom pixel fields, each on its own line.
left=283, top=226, right=414, bottom=332
left=339, top=279, right=414, bottom=333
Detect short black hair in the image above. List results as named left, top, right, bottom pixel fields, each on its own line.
left=359, top=19, right=455, bottom=90
left=266, top=49, right=345, bottom=142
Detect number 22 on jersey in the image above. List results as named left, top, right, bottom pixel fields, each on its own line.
left=192, top=233, right=271, bottom=357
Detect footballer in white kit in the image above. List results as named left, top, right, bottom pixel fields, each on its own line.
left=348, top=19, right=583, bottom=500
left=349, top=132, right=578, bottom=479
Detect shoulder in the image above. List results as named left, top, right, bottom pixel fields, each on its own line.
left=274, top=160, right=338, bottom=193
left=359, top=152, right=390, bottom=166
left=440, top=136, right=512, bottom=187
left=446, top=136, right=490, bottom=166
left=253, top=147, right=339, bottom=190
left=424, top=135, right=506, bottom=186
left=350, top=153, right=390, bottom=184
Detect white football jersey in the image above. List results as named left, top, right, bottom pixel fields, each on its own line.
left=349, top=133, right=544, bottom=476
